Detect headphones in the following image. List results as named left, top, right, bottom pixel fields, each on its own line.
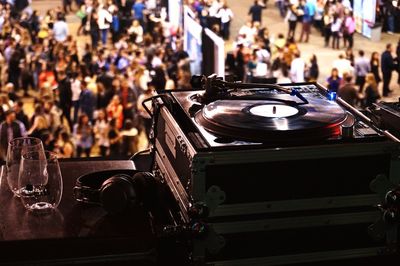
left=73, top=169, right=157, bottom=215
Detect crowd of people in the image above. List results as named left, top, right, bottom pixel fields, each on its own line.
left=0, top=0, right=192, bottom=160
left=213, top=0, right=400, bottom=108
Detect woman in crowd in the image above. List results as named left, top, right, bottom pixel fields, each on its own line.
left=370, top=51, right=382, bottom=87
left=326, top=68, right=341, bottom=92
left=93, top=109, right=110, bottom=157
left=363, top=73, right=380, bottom=107
left=73, top=113, right=94, bottom=157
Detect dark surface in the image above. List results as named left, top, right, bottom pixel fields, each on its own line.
left=0, top=160, right=157, bottom=265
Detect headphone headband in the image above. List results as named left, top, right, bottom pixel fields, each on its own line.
left=74, top=169, right=138, bottom=205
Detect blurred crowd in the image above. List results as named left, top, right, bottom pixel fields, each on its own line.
left=0, top=0, right=192, bottom=160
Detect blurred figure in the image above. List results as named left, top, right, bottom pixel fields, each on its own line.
left=338, top=75, right=360, bottom=107
left=93, top=109, right=110, bottom=157
left=290, top=51, right=305, bottom=82
left=381, top=44, right=396, bottom=96
left=306, top=54, right=319, bottom=82
left=120, top=119, right=139, bottom=157
left=363, top=73, right=380, bottom=107
left=248, top=0, right=266, bottom=24
left=216, top=2, right=234, bottom=40
left=370, top=51, right=382, bottom=87
left=73, top=113, right=93, bottom=158
left=354, top=50, right=370, bottom=92
left=0, top=110, right=27, bottom=159
left=326, top=68, right=341, bottom=93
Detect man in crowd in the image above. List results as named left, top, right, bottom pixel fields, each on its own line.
left=0, top=110, right=26, bottom=160
left=354, top=50, right=370, bottom=92
left=381, top=43, right=396, bottom=96
left=338, top=75, right=360, bottom=107
left=248, top=0, right=266, bottom=24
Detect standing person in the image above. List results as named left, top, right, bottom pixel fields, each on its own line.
left=381, top=43, right=396, bottom=96
left=290, top=51, right=305, bottom=82
left=216, top=2, right=234, bottom=40
left=306, top=54, right=319, bottom=82
left=370, top=51, right=382, bottom=87
left=343, top=11, right=355, bottom=49
left=89, top=10, right=100, bottom=49
left=275, top=0, right=286, bottom=18
left=108, top=118, right=121, bottom=157
left=73, top=113, right=93, bottom=158
left=326, top=68, right=342, bottom=93
left=354, top=50, right=370, bottom=92
left=248, top=0, right=266, bottom=24
left=235, top=44, right=246, bottom=82
left=93, top=109, right=109, bottom=157
left=79, top=78, right=95, bottom=121
left=298, top=0, right=315, bottom=43
left=70, top=72, right=81, bottom=124
left=364, top=73, right=380, bottom=106
left=397, top=38, right=400, bottom=85
left=97, top=4, right=112, bottom=46
left=338, top=75, right=360, bottom=107
left=132, top=0, right=146, bottom=29
left=323, top=5, right=332, bottom=47
left=0, top=110, right=26, bottom=160
left=53, top=13, right=69, bottom=43
left=330, top=13, right=341, bottom=50
left=285, top=3, right=298, bottom=39
left=56, top=71, right=72, bottom=130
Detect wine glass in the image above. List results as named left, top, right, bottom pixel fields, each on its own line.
left=18, top=151, right=63, bottom=213
left=6, top=137, right=45, bottom=196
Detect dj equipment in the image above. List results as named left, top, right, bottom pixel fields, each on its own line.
left=151, top=75, right=400, bottom=265
left=368, top=98, right=400, bottom=138
left=73, top=169, right=157, bottom=215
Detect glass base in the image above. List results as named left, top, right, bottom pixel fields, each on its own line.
left=26, top=202, right=55, bottom=214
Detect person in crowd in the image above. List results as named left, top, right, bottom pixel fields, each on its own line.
left=56, top=70, right=72, bottom=130
left=290, top=50, right=305, bottom=82
left=306, top=54, right=319, bottom=82
left=330, top=13, right=341, bottom=50
left=332, top=54, right=353, bottom=78
left=343, top=10, right=355, bottom=49
left=298, top=0, right=315, bottom=43
left=326, top=68, right=341, bottom=93
left=381, top=43, right=396, bottom=96
left=13, top=101, right=29, bottom=130
left=79, top=78, right=95, bottom=121
left=322, top=4, right=332, bottom=47
left=370, top=51, right=382, bottom=87
left=108, top=118, right=121, bottom=157
left=56, top=130, right=75, bottom=158
left=0, top=110, right=26, bottom=159
left=70, top=72, right=81, bottom=124
left=396, top=38, right=400, bottom=85
left=338, top=75, right=360, bottom=107
left=216, top=2, right=234, bottom=40
left=285, top=3, right=298, bottom=40
left=73, top=113, right=93, bottom=158
left=120, top=118, right=139, bottom=157
left=354, top=50, right=370, bottom=92
left=97, top=4, right=112, bottom=46
left=93, top=109, right=110, bottom=157
left=107, top=94, right=124, bottom=129
left=364, top=73, right=380, bottom=106
left=53, top=13, right=68, bottom=43
left=248, top=0, right=266, bottom=24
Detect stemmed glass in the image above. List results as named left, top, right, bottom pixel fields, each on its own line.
left=6, top=137, right=45, bottom=196
left=18, top=151, right=63, bottom=213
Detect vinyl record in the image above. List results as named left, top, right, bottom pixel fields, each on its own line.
left=195, top=95, right=348, bottom=143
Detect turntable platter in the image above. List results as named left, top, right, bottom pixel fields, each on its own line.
left=194, top=96, right=348, bottom=142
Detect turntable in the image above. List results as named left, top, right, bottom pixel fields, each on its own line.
left=150, top=75, right=400, bottom=265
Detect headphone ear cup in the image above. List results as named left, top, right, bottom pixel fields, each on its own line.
left=100, top=174, right=137, bottom=215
